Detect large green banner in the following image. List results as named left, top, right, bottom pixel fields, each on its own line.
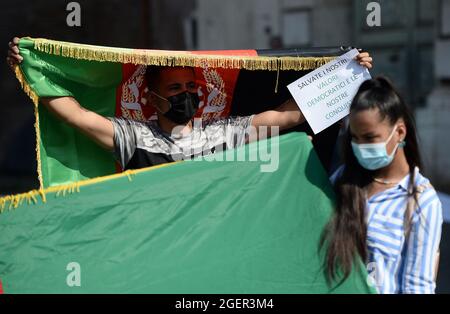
left=0, top=133, right=375, bottom=293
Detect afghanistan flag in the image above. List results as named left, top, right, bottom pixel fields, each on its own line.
left=0, top=37, right=375, bottom=293
left=13, top=37, right=348, bottom=188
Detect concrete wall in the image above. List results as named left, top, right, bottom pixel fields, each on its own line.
left=311, top=0, right=352, bottom=47
left=194, top=0, right=278, bottom=50
left=417, top=33, right=450, bottom=193
left=193, top=0, right=351, bottom=50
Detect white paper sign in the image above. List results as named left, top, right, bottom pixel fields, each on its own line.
left=287, top=48, right=371, bottom=134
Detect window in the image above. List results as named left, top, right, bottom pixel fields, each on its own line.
left=282, top=10, right=311, bottom=47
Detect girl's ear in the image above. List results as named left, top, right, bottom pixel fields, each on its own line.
left=397, top=119, right=407, bottom=142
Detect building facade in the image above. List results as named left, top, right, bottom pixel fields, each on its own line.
left=187, top=0, right=449, bottom=192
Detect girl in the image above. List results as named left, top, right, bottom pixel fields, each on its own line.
left=324, top=76, right=443, bottom=294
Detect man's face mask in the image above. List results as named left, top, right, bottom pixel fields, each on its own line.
left=151, top=91, right=200, bottom=124
left=351, top=125, right=404, bottom=171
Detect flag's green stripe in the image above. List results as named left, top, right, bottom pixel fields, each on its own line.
left=18, top=38, right=121, bottom=187
left=0, top=133, right=376, bottom=294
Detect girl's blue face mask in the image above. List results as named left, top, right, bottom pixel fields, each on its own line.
left=351, top=125, right=403, bottom=171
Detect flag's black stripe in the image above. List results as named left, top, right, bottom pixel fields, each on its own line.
left=256, top=46, right=355, bottom=57
left=231, top=46, right=357, bottom=173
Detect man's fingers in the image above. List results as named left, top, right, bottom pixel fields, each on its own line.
left=355, top=51, right=373, bottom=69
left=359, top=56, right=372, bottom=63
left=11, top=46, right=19, bottom=54
left=6, top=53, right=23, bottom=64
left=359, top=61, right=372, bottom=69
left=11, top=54, right=23, bottom=62
left=8, top=37, right=21, bottom=53
left=357, top=52, right=369, bottom=58
left=7, top=46, right=23, bottom=61
left=6, top=37, right=22, bottom=68
left=8, top=41, right=21, bottom=57
left=8, top=41, right=18, bottom=52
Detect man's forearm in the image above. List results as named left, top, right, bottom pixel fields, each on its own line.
left=41, top=96, right=84, bottom=128
left=274, top=98, right=305, bottom=129
left=40, top=96, right=114, bottom=150
left=250, top=98, right=305, bottom=141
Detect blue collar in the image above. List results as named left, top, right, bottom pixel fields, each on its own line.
left=397, top=167, right=420, bottom=192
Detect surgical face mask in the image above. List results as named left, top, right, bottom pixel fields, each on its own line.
left=351, top=125, right=401, bottom=171
left=151, top=91, right=200, bottom=124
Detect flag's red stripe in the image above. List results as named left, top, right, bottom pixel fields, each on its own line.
left=188, top=50, right=258, bottom=57
left=112, top=50, right=257, bottom=173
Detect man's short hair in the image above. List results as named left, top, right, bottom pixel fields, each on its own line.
left=145, top=65, right=164, bottom=92
left=145, top=66, right=195, bottom=92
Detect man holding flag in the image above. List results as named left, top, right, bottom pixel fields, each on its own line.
left=7, top=37, right=373, bottom=171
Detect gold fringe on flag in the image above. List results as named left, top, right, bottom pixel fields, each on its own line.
left=3, top=37, right=337, bottom=212
left=0, top=161, right=179, bottom=213
left=13, top=65, right=45, bottom=195
left=31, top=38, right=335, bottom=71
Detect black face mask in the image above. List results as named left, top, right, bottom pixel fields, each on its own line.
left=161, top=91, right=200, bottom=124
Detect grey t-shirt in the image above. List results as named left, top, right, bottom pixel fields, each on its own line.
left=108, top=115, right=254, bottom=169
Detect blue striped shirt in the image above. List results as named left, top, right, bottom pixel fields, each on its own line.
left=330, top=166, right=443, bottom=294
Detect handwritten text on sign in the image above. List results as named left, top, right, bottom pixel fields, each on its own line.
left=287, top=49, right=371, bottom=134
